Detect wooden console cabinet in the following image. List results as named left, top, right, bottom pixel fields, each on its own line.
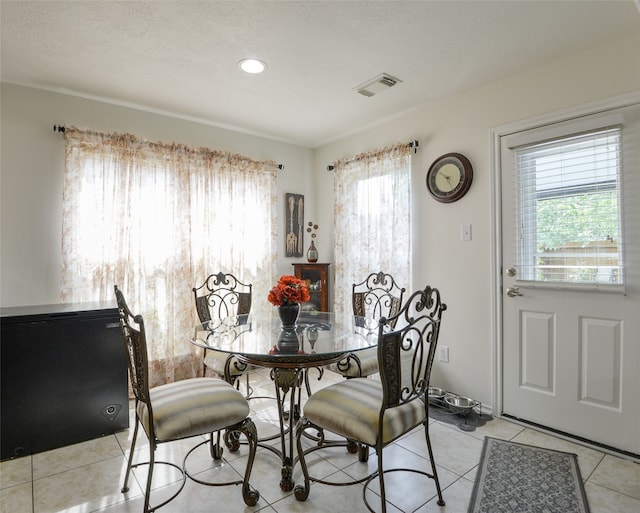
left=293, top=263, right=330, bottom=312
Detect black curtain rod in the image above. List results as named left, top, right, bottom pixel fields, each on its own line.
left=53, top=124, right=284, bottom=169
left=327, top=139, right=419, bottom=171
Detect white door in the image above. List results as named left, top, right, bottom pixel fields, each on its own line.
left=500, top=100, right=640, bottom=455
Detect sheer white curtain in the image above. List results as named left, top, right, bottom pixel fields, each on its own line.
left=61, top=128, right=277, bottom=387
left=333, top=143, right=412, bottom=327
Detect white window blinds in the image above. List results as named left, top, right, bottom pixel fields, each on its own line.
left=515, top=127, right=623, bottom=285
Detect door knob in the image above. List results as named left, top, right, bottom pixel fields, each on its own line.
left=506, top=267, right=517, bottom=277
left=506, top=287, right=523, bottom=297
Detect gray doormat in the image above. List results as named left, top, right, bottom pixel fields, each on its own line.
left=427, top=401, right=493, bottom=432
left=468, top=437, right=590, bottom=513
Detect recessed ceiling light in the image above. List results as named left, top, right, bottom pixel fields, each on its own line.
left=239, top=58, right=266, bottom=74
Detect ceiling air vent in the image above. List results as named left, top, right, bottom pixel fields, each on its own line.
left=355, top=73, right=402, bottom=97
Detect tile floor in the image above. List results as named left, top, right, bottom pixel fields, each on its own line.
left=2, top=368, right=639, bottom=513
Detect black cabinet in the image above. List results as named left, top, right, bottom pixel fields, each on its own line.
left=1, top=302, right=129, bottom=460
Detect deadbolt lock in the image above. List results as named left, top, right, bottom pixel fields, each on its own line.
left=506, top=287, right=523, bottom=297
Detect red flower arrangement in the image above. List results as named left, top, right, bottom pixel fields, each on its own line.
left=267, top=275, right=310, bottom=306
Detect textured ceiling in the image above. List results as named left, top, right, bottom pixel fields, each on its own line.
left=2, top=1, right=639, bottom=147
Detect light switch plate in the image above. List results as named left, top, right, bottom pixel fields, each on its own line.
left=461, top=224, right=472, bottom=241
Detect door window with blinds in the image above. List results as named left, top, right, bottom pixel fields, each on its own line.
left=513, top=126, right=623, bottom=287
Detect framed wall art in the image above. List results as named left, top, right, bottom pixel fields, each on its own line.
left=285, top=193, right=304, bottom=257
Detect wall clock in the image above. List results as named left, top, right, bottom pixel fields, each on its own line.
left=426, top=153, right=473, bottom=203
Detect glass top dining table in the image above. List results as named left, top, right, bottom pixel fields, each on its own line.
left=190, top=311, right=379, bottom=368
left=189, top=311, right=379, bottom=491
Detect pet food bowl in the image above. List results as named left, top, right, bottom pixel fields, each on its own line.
left=427, top=387, right=446, bottom=399
left=445, top=395, right=478, bottom=416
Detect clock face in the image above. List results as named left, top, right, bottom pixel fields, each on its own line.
left=426, top=153, right=473, bottom=203
left=433, top=163, right=462, bottom=193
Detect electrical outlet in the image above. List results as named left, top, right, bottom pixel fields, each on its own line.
left=438, top=346, right=449, bottom=363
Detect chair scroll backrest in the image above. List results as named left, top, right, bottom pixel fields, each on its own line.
left=193, top=272, right=252, bottom=328
left=352, top=271, right=406, bottom=328
left=114, top=285, right=152, bottom=411
left=377, top=285, right=446, bottom=409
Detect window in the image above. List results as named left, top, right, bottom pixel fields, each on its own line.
left=515, top=128, right=623, bottom=285
left=333, top=143, right=412, bottom=325
left=61, top=128, right=277, bottom=386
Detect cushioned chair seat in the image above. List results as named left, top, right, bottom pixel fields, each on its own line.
left=302, top=378, right=425, bottom=447
left=328, top=348, right=379, bottom=378
left=203, top=350, right=256, bottom=379
left=137, top=377, right=250, bottom=442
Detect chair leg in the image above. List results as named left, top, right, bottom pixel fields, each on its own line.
left=358, top=443, right=369, bottom=462
left=144, top=442, right=155, bottom=513
left=209, top=431, right=223, bottom=459
left=121, top=419, right=139, bottom=493
left=244, top=373, right=254, bottom=398
left=424, top=422, right=445, bottom=506
left=376, top=443, right=387, bottom=513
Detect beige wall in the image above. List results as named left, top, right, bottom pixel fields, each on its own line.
left=2, top=31, right=639, bottom=410
left=0, top=84, right=315, bottom=307
left=314, top=31, right=640, bottom=407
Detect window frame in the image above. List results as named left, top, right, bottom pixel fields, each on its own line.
left=512, top=126, right=625, bottom=292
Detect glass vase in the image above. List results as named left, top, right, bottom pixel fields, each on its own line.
left=306, top=240, right=318, bottom=263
